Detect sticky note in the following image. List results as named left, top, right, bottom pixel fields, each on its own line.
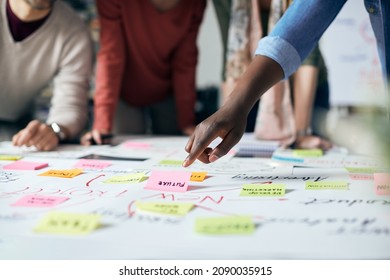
left=293, top=149, right=323, bottom=157
left=195, top=216, right=255, bottom=235
left=3, top=160, right=48, bottom=170
left=39, top=169, right=83, bottom=178
left=158, top=159, right=183, bottom=166
left=0, top=155, right=22, bottom=161
left=374, top=173, right=390, bottom=195
left=136, top=201, right=194, bottom=216
left=190, top=172, right=207, bottom=182
left=12, top=195, right=69, bottom=207
left=34, top=212, right=100, bottom=235
left=345, top=167, right=377, bottom=174
left=240, top=183, right=285, bottom=196
left=123, top=141, right=151, bottom=149
left=145, top=170, right=191, bottom=192
left=74, top=159, right=111, bottom=170
left=305, top=181, right=349, bottom=190
left=103, top=173, right=145, bottom=184
left=349, top=174, right=374, bottom=181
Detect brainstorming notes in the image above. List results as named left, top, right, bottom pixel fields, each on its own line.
left=74, top=159, right=111, bottom=170
left=145, top=170, right=191, bottom=192
left=12, top=195, right=69, bottom=207
left=39, top=169, right=83, bottom=178
left=3, top=160, right=48, bottom=170
left=34, top=212, right=101, bottom=235
left=195, top=216, right=255, bottom=235
left=293, top=149, right=323, bottom=157
left=374, top=173, right=390, bottom=195
left=103, top=173, right=145, bottom=184
left=136, top=201, right=194, bottom=216
left=190, top=172, right=208, bottom=182
left=305, top=181, right=349, bottom=190
left=240, top=183, right=286, bottom=197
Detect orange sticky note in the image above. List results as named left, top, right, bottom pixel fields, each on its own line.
left=374, top=173, right=390, bottom=195
left=145, top=170, right=191, bottom=192
left=39, top=169, right=83, bottom=178
left=190, top=172, right=207, bottom=182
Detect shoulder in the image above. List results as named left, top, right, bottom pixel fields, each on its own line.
left=50, top=1, right=90, bottom=39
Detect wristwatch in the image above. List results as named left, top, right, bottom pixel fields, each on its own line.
left=296, top=127, right=312, bottom=137
left=50, top=122, right=66, bottom=141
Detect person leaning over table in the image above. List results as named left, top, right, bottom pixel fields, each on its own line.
left=0, top=0, right=93, bottom=150
left=182, top=0, right=390, bottom=167
left=81, top=0, right=206, bottom=146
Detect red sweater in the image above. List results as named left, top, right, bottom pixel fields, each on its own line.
left=94, top=0, right=206, bottom=132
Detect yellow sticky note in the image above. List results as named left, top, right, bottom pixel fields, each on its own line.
left=240, top=183, right=285, bottom=197
left=34, top=212, right=100, bottom=235
left=345, top=167, right=376, bottom=174
left=195, top=216, right=255, bottom=235
left=293, top=149, right=323, bottom=157
left=0, top=155, right=22, bottom=161
left=103, top=173, right=145, bottom=184
left=39, top=169, right=83, bottom=178
left=158, top=159, right=183, bottom=166
left=190, top=172, right=208, bottom=182
left=305, top=181, right=349, bottom=190
left=136, top=201, right=194, bottom=216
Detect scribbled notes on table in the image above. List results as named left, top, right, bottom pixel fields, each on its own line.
left=74, top=159, right=111, bottom=170
left=190, top=172, right=207, bottom=182
left=374, top=173, right=390, bottom=195
left=305, top=181, right=349, bottom=190
left=145, top=170, right=191, bottom=192
left=34, top=212, right=101, bottom=235
left=12, top=195, right=69, bottom=207
left=103, top=172, right=145, bottom=184
left=195, top=216, right=255, bottom=235
left=39, top=169, right=83, bottom=178
left=240, top=183, right=286, bottom=197
left=3, top=160, right=48, bottom=170
left=136, top=201, right=194, bottom=216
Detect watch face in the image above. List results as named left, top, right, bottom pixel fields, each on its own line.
left=50, top=123, right=66, bottom=141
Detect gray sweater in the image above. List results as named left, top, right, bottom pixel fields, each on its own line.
left=0, top=0, right=93, bottom=138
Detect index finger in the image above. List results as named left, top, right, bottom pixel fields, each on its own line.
left=14, top=121, right=40, bottom=146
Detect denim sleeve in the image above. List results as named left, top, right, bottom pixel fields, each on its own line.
left=255, top=0, right=347, bottom=78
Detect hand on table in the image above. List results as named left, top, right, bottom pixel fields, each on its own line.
left=81, top=129, right=113, bottom=146
left=12, top=120, right=59, bottom=151
left=182, top=105, right=247, bottom=167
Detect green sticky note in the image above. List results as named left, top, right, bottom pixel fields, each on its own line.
left=195, top=216, right=255, bottom=235
left=158, top=159, right=183, bottom=166
left=103, top=172, right=145, bottom=184
left=345, top=167, right=377, bottom=174
left=136, top=201, right=194, bottom=216
left=34, top=212, right=100, bottom=235
left=0, top=155, right=22, bottom=161
left=305, top=181, right=349, bottom=190
left=293, top=149, right=323, bottom=157
left=240, top=183, right=285, bottom=197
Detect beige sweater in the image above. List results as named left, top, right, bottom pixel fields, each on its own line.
left=0, top=0, right=93, bottom=138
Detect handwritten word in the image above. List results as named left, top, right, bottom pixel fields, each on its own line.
left=195, top=216, right=255, bottom=235
left=12, top=195, right=69, bottom=207
left=305, top=181, right=349, bottom=190
left=240, top=184, right=286, bottom=197
left=39, top=169, right=83, bottom=178
left=302, top=198, right=390, bottom=207
left=232, top=174, right=328, bottom=182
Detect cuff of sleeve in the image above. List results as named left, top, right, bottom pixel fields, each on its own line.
left=255, top=36, right=302, bottom=79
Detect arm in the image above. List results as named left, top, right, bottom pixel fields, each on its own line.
left=183, top=0, right=346, bottom=166
left=172, top=0, right=206, bottom=135
left=88, top=0, right=126, bottom=144
left=13, top=16, right=93, bottom=151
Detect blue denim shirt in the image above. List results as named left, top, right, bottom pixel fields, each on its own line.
left=255, top=0, right=390, bottom=83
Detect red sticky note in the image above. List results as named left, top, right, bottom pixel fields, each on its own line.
left=3, top=160, right=48, bottom=170
left=374, top=173, right=390, bottom=195
left=145, top=170, right=191, bottom=192
left=123, top=141, right=151, bottom=149
left=12, top=195, right=69, bottom=207
left=74, top=159, right=111, bottom=170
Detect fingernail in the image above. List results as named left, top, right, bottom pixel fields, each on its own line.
left=209, top=154, right=219, bottom=163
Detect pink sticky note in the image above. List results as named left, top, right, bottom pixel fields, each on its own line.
left=12, top=195, right=69, bottom=207
left=374, top=173, right=390, bottom=195
left=3, top=160, right=48, bottom=170
left=145, top=170, right=191, bottom=192
left=123, top=141, right=152, bottom=149
left=74, top=159, right=111, bottom=170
